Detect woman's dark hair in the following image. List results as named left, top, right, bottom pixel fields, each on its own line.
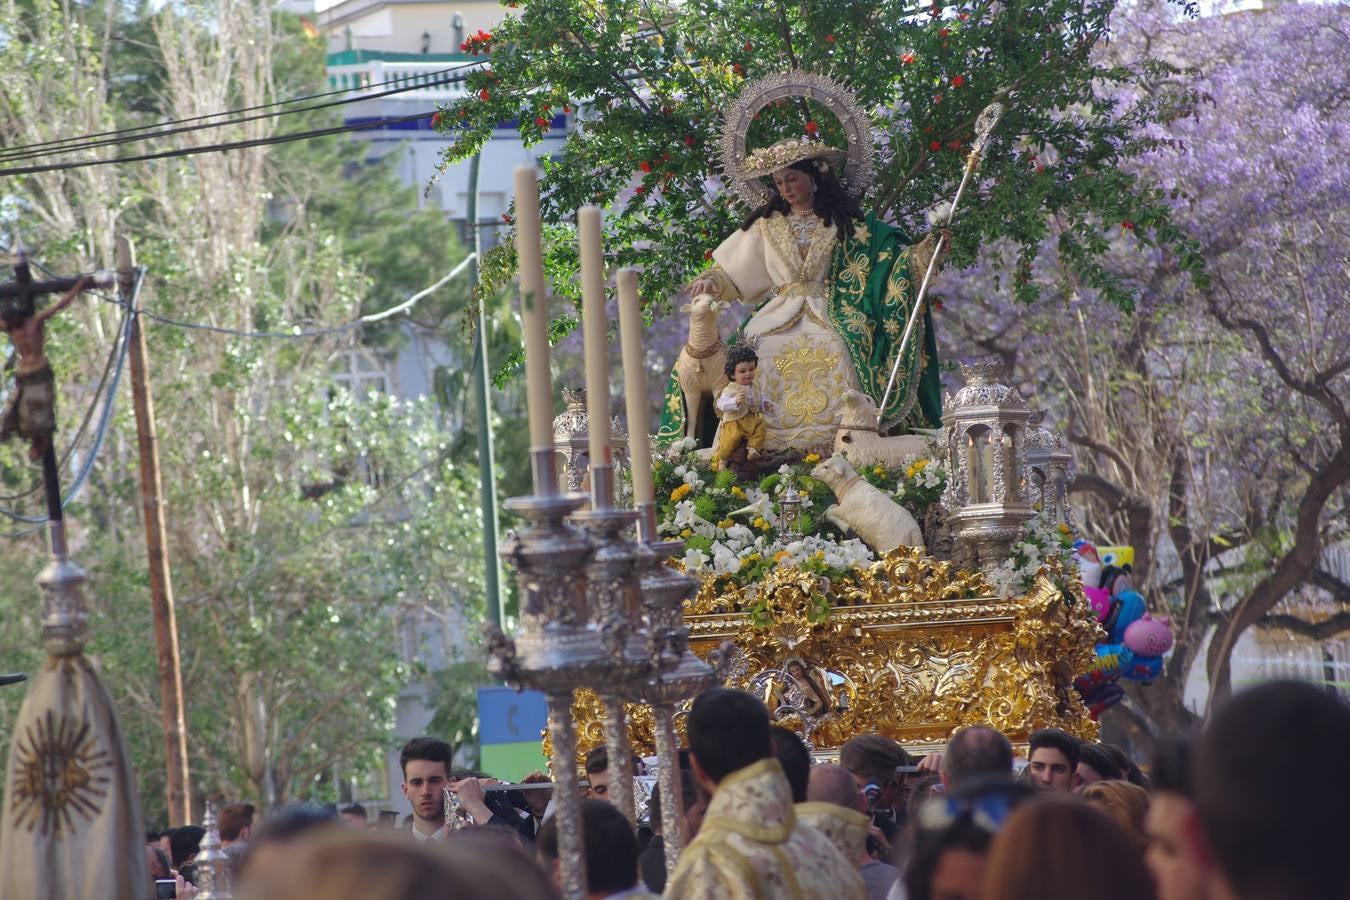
left=724, top=344, right=759, bottom=381
left=741, top=159, right=863, bottom=242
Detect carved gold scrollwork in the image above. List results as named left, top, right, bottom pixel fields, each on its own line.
left=562, top=548, right=1099, bottom=762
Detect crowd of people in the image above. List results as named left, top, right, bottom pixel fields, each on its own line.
left=146, top=679, right=1350, bottom=899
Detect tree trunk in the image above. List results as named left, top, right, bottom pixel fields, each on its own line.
left=1205, top=442, right=1350, bottom=705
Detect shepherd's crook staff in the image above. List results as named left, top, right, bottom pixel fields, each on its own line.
left=877, top=101, right=1006, bottom=427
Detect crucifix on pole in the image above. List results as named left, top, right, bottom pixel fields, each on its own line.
left=0, top=242, right=192, bottom=826
left=0, top=248, right=105, bottom=545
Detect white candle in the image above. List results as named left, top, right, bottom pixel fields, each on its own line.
left=577, top=205, right=610, bottom=469
left=514, top=165, right=553, bottom=451
left=616, top=268, right=654, bottom=506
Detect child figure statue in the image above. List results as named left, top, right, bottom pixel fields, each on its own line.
left=713, top=344, right=772, bottom=474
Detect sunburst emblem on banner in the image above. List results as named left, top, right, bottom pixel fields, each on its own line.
left=10, top=710, right=112, bottom=839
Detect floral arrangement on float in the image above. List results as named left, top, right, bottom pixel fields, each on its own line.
left=652, top=434, right=1085, bottom=606
left=653, top=437, right=943, bottom=589
left=984, top=515, right=1080, bottom=601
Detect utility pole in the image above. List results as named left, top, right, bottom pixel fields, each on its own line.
left=467, top=153, right=504, bottom=626
left=122, top=235, right=191, bottom=825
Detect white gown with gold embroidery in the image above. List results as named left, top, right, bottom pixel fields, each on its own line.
left=710, top=211, right=861, bottom=453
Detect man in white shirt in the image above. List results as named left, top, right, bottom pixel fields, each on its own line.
left=400, top=737, right=454, bottom=842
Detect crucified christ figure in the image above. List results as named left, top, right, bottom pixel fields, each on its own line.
left=0, top=276, right=89, bottom=461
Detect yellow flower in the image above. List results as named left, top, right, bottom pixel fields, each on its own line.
left=731, top=485, right=746, bottom=499
left=680, top=528, right=693, bottom=538
left=813, top=550, right=826, bottom=561
left=747, top=553, right=762, bottom=563
left=873, top=465, right=886, bottom=476
left=804, top=452, right=821, bottom=464
left=1058, top=523, right=1071, bottom=535
left=753, top=517, right=770, bottom=530
left=670, top=483, right=692, bottom=501
left=905, top=459, right=931, bottom=480
left=774, top=550, right=791, bottom=562
left=718, top=518, right=736, bottom=529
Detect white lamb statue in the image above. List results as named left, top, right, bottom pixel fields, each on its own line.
left=811, top=455, right=926, bottom=555
left=833, top=389, right=934, bottom=470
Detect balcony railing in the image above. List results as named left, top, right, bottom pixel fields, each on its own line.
left=328, top=59, right=479, bottom=102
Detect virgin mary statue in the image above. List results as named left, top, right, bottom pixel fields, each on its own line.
left=657, top=73, right=945, bottom=455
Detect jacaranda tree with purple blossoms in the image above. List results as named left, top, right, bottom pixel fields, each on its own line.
left=939, top=1, right=1350, bottom=735
left=432, top=0, right=1205, bottom=383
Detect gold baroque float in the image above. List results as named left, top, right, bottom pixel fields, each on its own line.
left=564, top=548, right=1101, bottom=760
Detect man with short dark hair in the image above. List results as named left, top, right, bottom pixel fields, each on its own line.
left=941, top=726, right=1013, bottom=790
left=1026, top=727, right=1080, bottom=792
left=537, top=798, right=655, bottom=899
left=339, top=803, right=368, bottom=829
left=169, top=825, right=205, bottom=872
left=218, top=802, right=255, bottom=848
left=665, top=688, right=866, bottom=899
left=400, top=736, right=455, bottom=841
left=1194, top=681, right=1350, bottom=900
left=769, top=725, right=812, bottom=804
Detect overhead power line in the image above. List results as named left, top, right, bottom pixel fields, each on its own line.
left=0, top=253, right=475, bottom=532
left=126, top=252, right=477, bottom=339
left=0, top=61, right=481, bottom=165
left=0, top=111, right=439, bottom=178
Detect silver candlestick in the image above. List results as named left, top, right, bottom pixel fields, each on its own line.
left=483, top=447, right=606, bottom=900
left=635, top=501, right=717, bottom=875
left=572, top=462, right=649, bottom=826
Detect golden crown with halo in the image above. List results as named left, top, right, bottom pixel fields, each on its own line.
left=720, top=70, right=875, bottom=208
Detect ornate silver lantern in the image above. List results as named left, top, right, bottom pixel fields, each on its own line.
left=554, top=387, right=631, bottom=506
left=777, top=485, right=806, bottom=543
left=1024, top=410, right=1077, bottom=538
left=941, top=358, right=1036, bottom=569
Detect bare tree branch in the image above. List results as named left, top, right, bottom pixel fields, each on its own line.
left=1259, top=611, right=1350, bottom=641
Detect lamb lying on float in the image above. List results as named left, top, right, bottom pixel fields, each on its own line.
left=811, top=455, right=925, bottom=555
left=833, top=389, right=936, bottom=469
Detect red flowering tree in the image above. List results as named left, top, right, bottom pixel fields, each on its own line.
left=432, top=0, right=1205, bottom=380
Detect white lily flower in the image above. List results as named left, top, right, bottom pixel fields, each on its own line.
left=726, top=524, right=754, bottom=544
left=712, top=544, right=740, bottom=576
left=673, top=500, right=701, bottom=528
left=682, top=548, right=708, bottom=572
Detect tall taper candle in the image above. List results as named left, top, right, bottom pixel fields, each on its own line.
left=515, top=165, right=553, bottom=452
left=578, top=205, right=610, bottom=472
left=616, top=268, right=654, bottom=507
